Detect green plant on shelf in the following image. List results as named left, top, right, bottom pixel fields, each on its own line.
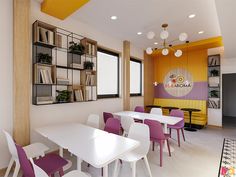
left=69, top=41, right=85, bottom=55
left=56, top=90, right=72, bottom=103
left=210, top=69, right=219, bottom=77
left=84, top=61, right=94, bottom=70
left=37, top=53, right=52, bottom=64
left=209, top=90, right=219, bottom=98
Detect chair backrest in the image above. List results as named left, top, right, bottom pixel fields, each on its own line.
left=128, top=123, right=150, bottom=155
left=150, top=108, right=163, bottom=115
left=121, top=116, right=135, bottom=133
left=144, top=119, right=165, bottom=140
left=2, top=130, right=18, bottom=159
left=134, top=106, right=145, bottom=113
left=86, top=114, right=100, bottom=129
left=103, top=112, right=114, bottom=123
left=15, top=144, right=35, bottom=177
left=170, top=109, right=185, bottom=127
left=30, top=159, right=47, bottom=177
left=104, top=118, right=121, bottom=135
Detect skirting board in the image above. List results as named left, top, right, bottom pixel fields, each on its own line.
left=0, top=167, right=7, bottom=176
left=207, top=125, right=222, bottom=128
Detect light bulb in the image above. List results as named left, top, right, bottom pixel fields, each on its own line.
left=179, top=33, right=188, bottom=41
left=175, top=50, right=182, bottom=57
left=162, top=48, right=169, bottom=56
left=160, top=30, right=169, bottom=40
left=146, top=47, right=153, bottom=55
left=147, top=31, right=155, bottom=39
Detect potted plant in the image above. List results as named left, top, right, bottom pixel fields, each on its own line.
left=210, top=90, right=219, bottom=98
left=56, top=90, right=72, bottom=103
left=83, top=61, right=94, bottom=70
left=37, top=53, right=52, bottom=64
left=210, top=69, right=219, bottom=77
left=69, top=41, right=85, bottom=55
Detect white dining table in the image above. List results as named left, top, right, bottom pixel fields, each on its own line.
left=36, top=123, right=139, bottom=177
left=114, top=111, right=182, bottom=152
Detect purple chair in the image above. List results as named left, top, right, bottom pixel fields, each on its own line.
left=134, top=106, right=145, bottom=113
left=168, top=109, right=185, bottom=147
left=103, top=112, right=114, bottom=124
left=144, top=119, right=171, bottom=167
left=16, top=143, right=68, bottom=177
left=104, top=118, right=121, bottom=135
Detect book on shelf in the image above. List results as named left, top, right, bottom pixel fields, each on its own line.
left=209, top=77, right=220, bottom=87
left=36, top=96, right=54, bottom=105
left=35, top=65, right=53, bottom=84
left=57, top=78, right=70, bottom=85
left=75, top=89, right=84, bottom=102
left=92, top=86, right=97, bottom=100
left=55, top=34, right=62, bottom=48
left=209, top=56, right=220, bottom=66
left=70, top=63, right=83, bottom=69
left=38, top=27, right=54, bottom=45
left=85, top=74, right=96, bottom=85
left=208, top=99, right=219, bottom=109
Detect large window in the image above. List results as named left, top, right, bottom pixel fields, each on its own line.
left=97, top=48, right=119, bottom=98
left=130, top=58, right=142, bottom=96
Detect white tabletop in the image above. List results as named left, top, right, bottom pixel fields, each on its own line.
left=114, top=111, right=182, bottom=125
left=36, top=123, right=139, bottom=168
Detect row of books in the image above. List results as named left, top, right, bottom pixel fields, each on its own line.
left=70, top=63, right=83, bottom=69
left=209, top=77, right=220, bottom=87
left=208, top=99, right=220, bottom=109
left=86, top=43, right=96, bottom=56
left=85, top=86, right=97, bottom=101
left=36, top=96, right=54, bottom=105
left=208, top=56, right=220, bottom=66
left=57, top=78, right=70, bottom=85
left=38, top=27, right=54, bottom=45
left=35, top=65, right=53, bottom=84
left=74, top=89, right=84, bottom=102
left=85, top=74, right=96, bottom=85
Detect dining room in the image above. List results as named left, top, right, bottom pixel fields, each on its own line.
left=0, top=0, right=236, bottom=177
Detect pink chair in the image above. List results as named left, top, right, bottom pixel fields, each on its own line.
left=104, top=118, right=121, bottom=135
left=134, top=106, right=145, bottom=113
left=168, top=109, right=185, bottom=147
left=16, top=143, right=68, bottom=177
left=144, top=119, right=171, bottom=167
left=103, top=112, right=114, bottom=124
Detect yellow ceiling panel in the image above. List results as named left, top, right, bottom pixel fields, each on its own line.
left=41, top=0, right=90, bottom=20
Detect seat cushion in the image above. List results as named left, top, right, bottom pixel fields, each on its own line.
left=34, top=153, right=68, bottom=175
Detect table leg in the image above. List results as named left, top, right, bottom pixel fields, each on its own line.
left=103, top=165, right=108, bottom=177
left=184, top=111, right=197, bottom=132
left=59, top=147, right=63, bottom=157
left=161, top=124, right=174, bottom=153
left=77, top=157, right=82, bottom=171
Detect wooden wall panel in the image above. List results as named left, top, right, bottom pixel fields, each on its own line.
left=13, top=0, right=30, bottom=146
left=144, top=52, right=154, bottom=106
left=123, top=41, right=130, bottom=110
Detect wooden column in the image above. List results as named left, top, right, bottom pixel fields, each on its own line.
left=144, top=52, right=154, bottom=106
left=123, top=41, right=130, bottom=110
left=13, top=0, right=30, bottom=145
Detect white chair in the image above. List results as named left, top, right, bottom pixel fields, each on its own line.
left=150, top=108, right=163, bottom=115
left=86, top=114, right=100, bottom=129
left=3, top=130, right=49, bottom=177
left=112, top=123, right=152, bottom=177
left=120, top=116, right=134, bottom=136
left=30, top=158, right=91, bottom=177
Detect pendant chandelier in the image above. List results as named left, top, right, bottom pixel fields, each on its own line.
left=146, top=24, right=188, bottom=57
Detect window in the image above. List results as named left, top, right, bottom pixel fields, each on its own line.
left=130, top=58, right=142, bottom=96
left=97, top=48, right=119, bottom=98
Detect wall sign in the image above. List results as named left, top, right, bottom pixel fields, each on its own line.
left=164, top=68, right=193, bottom=97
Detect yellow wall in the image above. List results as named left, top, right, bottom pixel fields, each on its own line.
left=154, top=49, right=208, bottom=83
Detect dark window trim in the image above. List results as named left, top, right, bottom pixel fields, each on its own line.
left=97, top=47, right=120, bottom=99
left=130, top=58, right=142, bottom=97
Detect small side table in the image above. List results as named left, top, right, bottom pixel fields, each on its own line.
left=181, top=108, right=201, bottom=132
left=162, top=106, right=179, bottom=114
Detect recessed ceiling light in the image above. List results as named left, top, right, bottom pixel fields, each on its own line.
left=198, top=31, right=204, bottom=34
left=137, top=32, right=142, bottom=35
left=188, top=14, right=196, bottom=19
left=154, top=42, right=158, bottom=45
left=110, top=16, right=117, bottom=20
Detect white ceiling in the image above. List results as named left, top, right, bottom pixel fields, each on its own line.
left=71, top=0, right=221, bottom=49
left=215, top=0, right=236, bottom=58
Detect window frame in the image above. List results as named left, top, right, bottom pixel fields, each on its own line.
left=97, top=47, right=120, bottom=99
left=130, top=58, right=142, bottom=97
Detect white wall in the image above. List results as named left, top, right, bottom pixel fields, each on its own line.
left=0, top=0, right=13, bottom=169
left=30, top=0, right=144, bottom=151
left=208, top=47, right=236, bottom=127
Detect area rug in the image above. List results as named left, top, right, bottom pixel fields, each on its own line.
left=219, top=138, right=236, bottom=177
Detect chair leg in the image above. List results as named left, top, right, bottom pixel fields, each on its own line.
left=177, top=129, right=180, bottom=147
left=144, top=156, right=152, bottom=177
left=181, top=128, right=186, bottom=141
left=159, top=141, right=163, bottom=167
left=166, top=139, right=171, bottom=157
left=101, top=167, right=103, bottom=176
left=59, top=168, right=64, bottom=177
left=4, top=158, right=14, bottom=177
left=131, top=161, right=136, bottom=177
left=112, top=159, right=119, bottom=177
left=12, top=161, right=20, bottom=177
left=152, top=141, right=155, bottom=151
left=169, top=128, right=172, bottom=138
